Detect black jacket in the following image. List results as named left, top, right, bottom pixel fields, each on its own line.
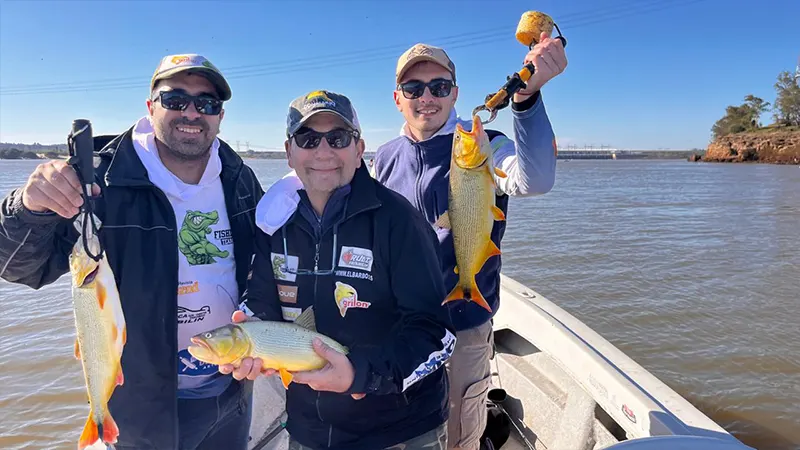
left=244, top=163, right=456, bottom=450
left=0, top=128, right=263, bottom=449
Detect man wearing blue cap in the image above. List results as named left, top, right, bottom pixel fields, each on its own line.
left=229, top=89, right=456, bottom=450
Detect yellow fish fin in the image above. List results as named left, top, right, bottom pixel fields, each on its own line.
left=74, top=339, right=81, bottom=360
left=466, top=278, right=492, bottom=313
left=116, top=361, right=124, bottom=386
left=434, top=211, right=451, bottom=229
left=491, top=205, right=505, bottom=221
left=442, top=284, right=465, bottom=306
left=494, top=167, right=508, bottom=178
left=279, top=368, right=293, bottom=389
left=478, top=239, right=502, bottom=270
left=294, top=306, right=316, bottom=331
left=78, top=415, right=99, bottom=450
left=453, top=266, right=459, bottom=275
left=96, top=282, right=107, bottom=309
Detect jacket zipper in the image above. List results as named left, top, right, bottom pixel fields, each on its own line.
left=414, top=144, right=424, bottom=210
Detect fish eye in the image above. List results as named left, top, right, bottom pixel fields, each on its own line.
left=204, top=333, right=212, bottom=339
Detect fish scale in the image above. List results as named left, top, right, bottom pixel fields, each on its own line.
left=237, top=321, right=346, bottom=371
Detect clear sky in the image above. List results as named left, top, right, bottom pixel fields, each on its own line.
left=1, top=0, right=798, bottom=151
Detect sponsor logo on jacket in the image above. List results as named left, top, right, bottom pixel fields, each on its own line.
left=338, top=246, right=374, bottom=272
left=333, top=281, right=371, bottom=317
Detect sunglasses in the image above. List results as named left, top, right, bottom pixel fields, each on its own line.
left=153, top=90, right=223, bottom=115
left=292, top=127, right=359, bottom=149
left=397, top=78, right=454, bottom=99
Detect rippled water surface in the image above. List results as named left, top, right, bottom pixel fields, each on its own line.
left=0, top=159, right=798, bottom=449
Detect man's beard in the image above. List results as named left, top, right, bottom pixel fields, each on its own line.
left=155, top=117, right=216, bottom=161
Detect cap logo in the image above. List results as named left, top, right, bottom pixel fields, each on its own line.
left=171, top=55, right=191, bottom=65
left=303, top=90, right=337, bottom=111
left=407, top=45, right=434, bottom=60
left=305, top=90, right=333, bottom=102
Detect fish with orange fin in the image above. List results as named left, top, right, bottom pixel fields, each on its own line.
left=434, top=114, right=508, bottom=313
left=187, top=306, right=348, bottom=389
left=70, top=213, right=126, bottom=449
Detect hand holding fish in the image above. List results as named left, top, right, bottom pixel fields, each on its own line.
left=22, top=160, right=100, bottom=219
left=218, top=311, right=277, bottom=381
left=514, top=31, right=567, bottom=102
left=291, top=338, right=365, bottom=400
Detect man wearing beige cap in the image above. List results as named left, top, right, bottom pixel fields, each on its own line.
left=0, top=53, right=263, bottom=449
left=373, top=38, right=567, bottom=450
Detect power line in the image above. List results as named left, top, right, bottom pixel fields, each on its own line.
left=0, top=0, right=708, bottom=96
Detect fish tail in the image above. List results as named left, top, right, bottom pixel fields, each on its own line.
left=466, top=278, right=493, bottom=313
left=77, top=414, right=99, bottom=449
left=101, top=410, right=120, bottom=444
left=442, top=284, right=465, bottom=306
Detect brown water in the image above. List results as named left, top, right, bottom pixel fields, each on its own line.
left=0, top=159, right=798, bottom=450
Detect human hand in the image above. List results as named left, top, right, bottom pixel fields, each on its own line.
left=218, top=311, right=277, bottom=380
left=291, top=338, right=365, bottom=400
left=21, top=160, right=100, bottom=218
left=515, top=31, right=567, bottom=102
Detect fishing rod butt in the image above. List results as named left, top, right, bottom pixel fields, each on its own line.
left=69, top=118, right=95, bottom=193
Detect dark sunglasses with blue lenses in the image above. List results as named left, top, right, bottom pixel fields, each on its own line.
left=153, top=90, right=223, bottom=115
left=292, top=127, right=359, bottom=149
left=398, top=78, right=454, bottom=99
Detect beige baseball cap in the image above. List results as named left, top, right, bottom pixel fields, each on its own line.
left=395, top=43, right=456, bottom=84
left=150, top=54, right=232, bottom=101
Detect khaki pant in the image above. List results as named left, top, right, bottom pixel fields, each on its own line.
left=445, top=320, right=494, bottom=450
left=288, top=423, right=447, bottom=450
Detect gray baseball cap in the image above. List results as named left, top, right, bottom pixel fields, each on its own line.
left=150, top=54, right=232, bottom=101
left=286, top=90, right=361, bottom=137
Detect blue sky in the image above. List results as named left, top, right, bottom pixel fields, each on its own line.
left=1, top=0, right=798, bottom=151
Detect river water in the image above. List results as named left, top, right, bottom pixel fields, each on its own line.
left=0, top=158, right=798, bottom=450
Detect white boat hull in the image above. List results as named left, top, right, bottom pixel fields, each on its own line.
left=246, top=274, right=754, bottom=450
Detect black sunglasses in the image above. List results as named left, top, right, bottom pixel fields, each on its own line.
left=153, top=90, right=223, bottom=115
left=292, top=127, right=359, bottom=149
left=397, top=78, right=454, bottom=99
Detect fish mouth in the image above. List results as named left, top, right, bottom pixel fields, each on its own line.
left=187, top=337, right=217, bottom=362
left=78, top=266, right=100, bottom=288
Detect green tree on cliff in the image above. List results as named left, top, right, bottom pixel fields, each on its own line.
left=711, top=95, right=769, bottom=139
left=772, top=70, right=800, bottom=126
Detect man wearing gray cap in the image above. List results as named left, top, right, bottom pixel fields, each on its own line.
left=0, top=53, right=263, bottom=449
left=228, top=89, right=457, bottom=450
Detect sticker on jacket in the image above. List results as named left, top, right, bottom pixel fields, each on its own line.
left=277, top=284, right=298, bottom=304
left=338, top=246, right=374, bottom=272
left=271, top=252, right=299, bottom=282
left=281, top=306, right=302, bottom=322
left=333, top=281, right=371, bottom=317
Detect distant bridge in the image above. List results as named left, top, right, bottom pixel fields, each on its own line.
left=556, top=148, right=694, bottom=160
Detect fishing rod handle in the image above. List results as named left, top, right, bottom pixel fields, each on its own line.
left=70, top=119, right=94, bottom=190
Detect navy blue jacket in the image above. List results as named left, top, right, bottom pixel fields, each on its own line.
left=373, top=94, right=557, bottom=331
left=0, top=128, right=263, bottom=449
left=244, top=163, right=456, bottom=450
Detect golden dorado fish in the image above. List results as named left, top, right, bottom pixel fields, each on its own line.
left=70, top=213, right=126, bottom=450
left=434, top=114, right=508, bottom=313
left=187, top=307, right=348, bottom=389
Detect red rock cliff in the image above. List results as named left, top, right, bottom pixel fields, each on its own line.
left=703, top=130, right=800, bottom=164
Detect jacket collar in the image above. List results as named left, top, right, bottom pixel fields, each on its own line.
left=101, top=121, right=243, bottom=188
